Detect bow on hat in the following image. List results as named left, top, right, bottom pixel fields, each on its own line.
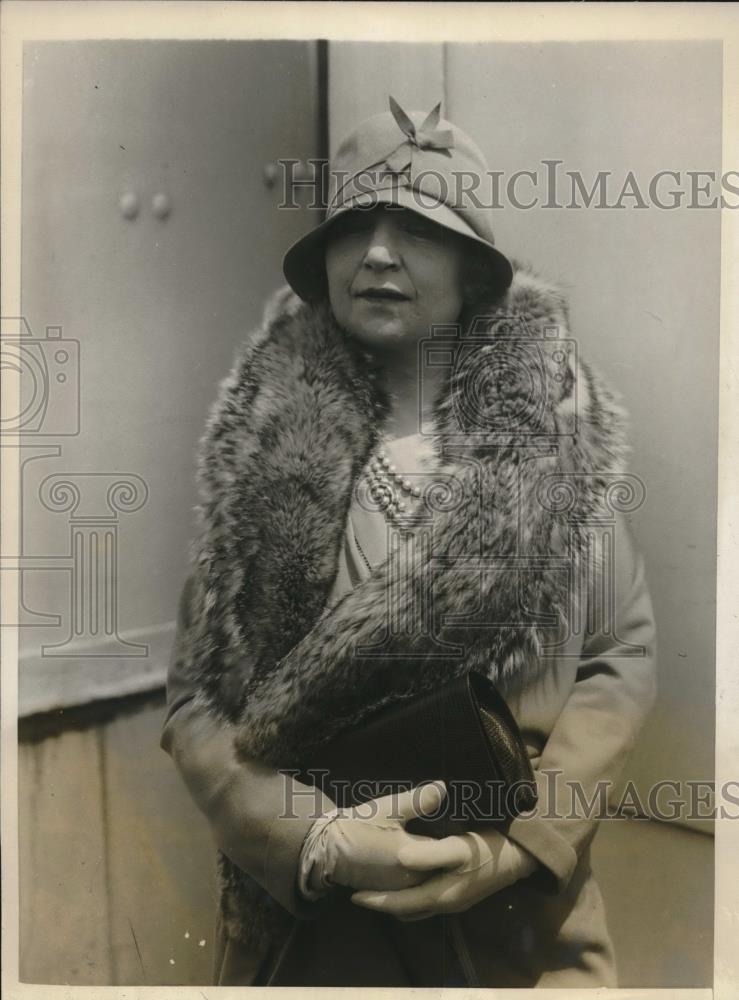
left=384, top=96, right=454, bottom=174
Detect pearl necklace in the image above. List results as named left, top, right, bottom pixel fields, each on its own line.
left=364, top=439, right=427, bottom=532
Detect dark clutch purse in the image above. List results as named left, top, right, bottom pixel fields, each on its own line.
left=294, top=669, right=537, bottom=838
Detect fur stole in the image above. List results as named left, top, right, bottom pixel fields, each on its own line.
left=178, top=261, right=630, bottom=953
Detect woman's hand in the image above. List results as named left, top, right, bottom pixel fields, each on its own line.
left=308, top=780, right=451, bottom=893
left=350, top=828, right=539, bottom=920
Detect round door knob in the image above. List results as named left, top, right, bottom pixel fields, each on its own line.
left=119, top=192, right=140, bottom=220
left=152, top=193, right=172, bottom=219
left=263, top=160, right=316, bottom=189
left=293, top=160, right=316, bottom=184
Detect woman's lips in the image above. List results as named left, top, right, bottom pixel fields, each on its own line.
left=355, top=287, right=411, bottom=301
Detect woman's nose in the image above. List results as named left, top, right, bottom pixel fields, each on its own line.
left=362, top=219, right=400, bottom=271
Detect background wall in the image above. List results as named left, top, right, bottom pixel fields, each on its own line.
left=19, top=695, right=218, bottom=985
left=15, top=38, right=718, bottom=987
left=16, top=38, right=322, bottom=985
left=17, top=39, right=322, bottom=709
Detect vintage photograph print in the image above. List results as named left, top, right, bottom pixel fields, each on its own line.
left=3, top=5, right=737, bottom=996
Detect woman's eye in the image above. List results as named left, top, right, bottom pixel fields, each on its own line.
left=399, top=215, right=437, bottom=239
left=332, top=212, right=374, bottom=239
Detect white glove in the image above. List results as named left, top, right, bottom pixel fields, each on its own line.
left=298, top=781, right=448, bottom=899
left=351, top=827, right=540, bottom=920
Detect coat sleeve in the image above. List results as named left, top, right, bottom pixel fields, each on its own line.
left=160, top=575, right=337, bottom=919
left=505, top=515, right=658, bottom=892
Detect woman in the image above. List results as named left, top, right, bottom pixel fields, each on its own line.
left=161, top=100, right=657, bottom=988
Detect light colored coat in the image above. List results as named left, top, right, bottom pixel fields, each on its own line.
left=161, top=263, right=658, bottom=987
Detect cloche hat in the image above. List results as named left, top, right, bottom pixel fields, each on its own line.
left=283, top=97, right=513, bottom=302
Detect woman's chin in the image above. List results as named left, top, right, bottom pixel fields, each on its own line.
left=345, top=322, right=422, bottom=353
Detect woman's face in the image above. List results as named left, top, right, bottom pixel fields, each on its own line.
left=325, top=205, right=466, bottom=352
